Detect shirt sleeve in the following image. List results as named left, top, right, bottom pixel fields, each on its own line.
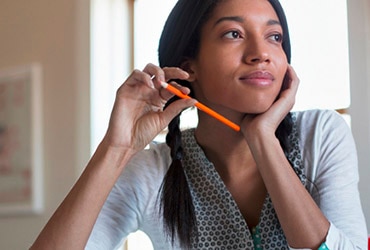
left=298, top=110, right=368, bottom=250
left=85, top=143, right=170, bottom=250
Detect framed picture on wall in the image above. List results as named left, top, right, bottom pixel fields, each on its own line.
left=0, top=63, right=43, bottom=215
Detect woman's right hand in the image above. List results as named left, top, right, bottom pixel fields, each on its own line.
left=102, top=63, right=196, bottom=154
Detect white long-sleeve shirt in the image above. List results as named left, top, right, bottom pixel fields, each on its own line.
left=86, top=109, right=368, bottom=249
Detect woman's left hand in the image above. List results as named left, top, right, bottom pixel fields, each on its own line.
left=241, top=65, right=299, bottom=141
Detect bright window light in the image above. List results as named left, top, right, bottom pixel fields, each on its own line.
left=279, top=0, right=350, bottom=111
left=90, top=0, right=130, bottom=153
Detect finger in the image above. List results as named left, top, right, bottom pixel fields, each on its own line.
left=159, top=81, right=192, bottom=101
left=260, top=66, right=299, bottom=124
left=284, top=65, right=300, bottom=93
left=162, top=67, right=190, bottom=82
left=132, top=64, right=193, bottom=109
left=160, top=98, right=197, bottom=126
left=142, top=63, right=164, bottom=84
left=288, top=64, right=299, bottom=81
left=150, top=67, right=190, bottom=92
left=141, top=64, right=189, bottom=91
left=126, top=69, right=155, bottom=90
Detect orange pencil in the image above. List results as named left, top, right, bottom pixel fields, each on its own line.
left=161, top=81, right=240, bottom=132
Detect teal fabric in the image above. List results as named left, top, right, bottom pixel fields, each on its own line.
left=318, top=242, right=329, bottom=250
left=252, top=226, right=262, bottom=250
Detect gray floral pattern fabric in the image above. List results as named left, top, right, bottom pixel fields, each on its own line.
left=181, top=113, right=306, bottom=249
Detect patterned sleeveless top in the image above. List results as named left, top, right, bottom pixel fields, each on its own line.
left=181, top=113, right=306, bottom=249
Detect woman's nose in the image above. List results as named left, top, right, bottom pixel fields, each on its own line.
left=244, top=39, right=270, bottom=64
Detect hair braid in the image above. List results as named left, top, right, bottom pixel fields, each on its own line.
left=159, top=114, right=197, bottom=248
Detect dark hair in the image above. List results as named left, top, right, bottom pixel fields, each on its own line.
left=158, top=0, right=293, bottom=247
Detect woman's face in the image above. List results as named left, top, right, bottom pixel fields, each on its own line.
left=188, top=0, right=288, bottom=115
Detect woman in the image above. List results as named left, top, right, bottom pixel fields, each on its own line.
left=31, top=0, right=367, bottom=249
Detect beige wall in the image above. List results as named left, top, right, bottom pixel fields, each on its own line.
left=0, top=0, right=368, bottom=249
left=0, top=0, right=90, bottom=249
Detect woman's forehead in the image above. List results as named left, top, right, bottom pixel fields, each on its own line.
left=209, top=0, right=278, bottom=22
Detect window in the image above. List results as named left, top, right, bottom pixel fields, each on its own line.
left=90, top=0, right=131, bottom=152
left=133, top=0, right=177, bottom=70
left=279, top=0, right=350, bottom=112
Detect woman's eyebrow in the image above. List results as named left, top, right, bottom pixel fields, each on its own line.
left=266, top=19, right=281, bottom=26
left=214, top=16, right=244, bottom=27
left=214, top=16, right=281, bottom=27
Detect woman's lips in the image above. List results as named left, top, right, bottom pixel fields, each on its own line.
left=240, top=71, right=275, bottom=86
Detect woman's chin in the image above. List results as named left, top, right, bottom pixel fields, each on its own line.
left=244, top=103, right=274, bottom=114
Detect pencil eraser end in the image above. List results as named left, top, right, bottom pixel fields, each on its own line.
left=160, top=81, right=168, bottom=88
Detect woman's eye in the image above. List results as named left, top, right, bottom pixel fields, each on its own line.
left=270, top=33, right=283, bottom=43
left=224, top=30, right=241, bottom=39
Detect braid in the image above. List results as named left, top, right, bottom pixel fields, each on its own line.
left=159, top=112, right=197, bottom=248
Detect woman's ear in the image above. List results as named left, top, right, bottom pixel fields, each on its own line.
left=180, top=60, right=197, bottom=82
